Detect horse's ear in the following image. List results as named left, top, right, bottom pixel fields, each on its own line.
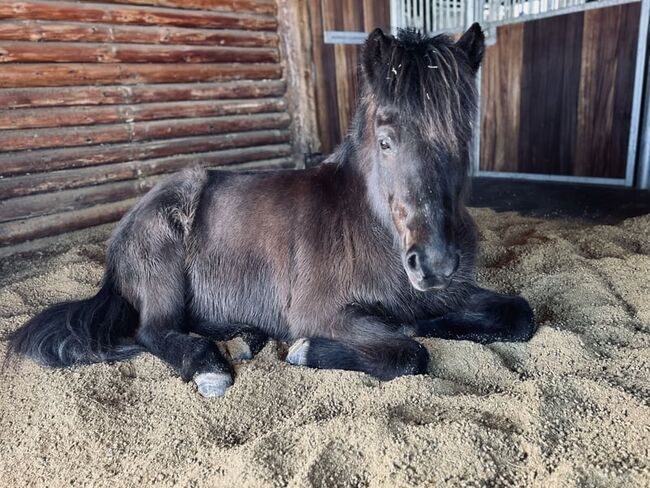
left=362, top=28, right=392, bottom=84
left=456, top=23, right=484, bottom=72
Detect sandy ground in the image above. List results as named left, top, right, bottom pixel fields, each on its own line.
left=0, top=208, right=648, bottom=487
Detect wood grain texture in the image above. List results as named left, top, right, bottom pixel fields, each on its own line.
left=0, top=199, right=138, bottom=246
left=95, top=0, right=276, bottom=15
left=0, top=41, right=278, bottom=63
left=480, top=3, right=639, bottom=178
left=0, top=1, right=277, bottom=30
left=0, top=112, right=290, bottom=151
left=0, top=0, right=294, bottom=246
left=0, top=79, right=286, bottom=108
left=480, top=23, right=523, bottom=172
left=1, top=98, right=286, bottom=130
left=309, top=0, right=390, bottom=154
left=0, top=62, right=282, bottom=87
left=518, top=12, right=584, bottom=175
left=0, top=21, right=279, bottom=46
left=575, top=3, right=640, bottom=178
left=0, top=143, right=292, bottom=199
left=0, top=129, right=291, bottom=176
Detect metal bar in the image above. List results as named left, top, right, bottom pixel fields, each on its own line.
left=476, top=170, right=629, bottom=186
left=626, top=0, right=650, bottom=186
left=487, top=0, right=639, bottom=28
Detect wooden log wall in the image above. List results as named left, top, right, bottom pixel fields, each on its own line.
left=480, top=2, right=640, bottom=179
left=0, top=0, right=294, bottom=247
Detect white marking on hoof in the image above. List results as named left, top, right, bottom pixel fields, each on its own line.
left=226, top=337, right=252, bottom=361
left=194, top=372, right=232, bottom=398
left=286, top=338, right=310, bottom=366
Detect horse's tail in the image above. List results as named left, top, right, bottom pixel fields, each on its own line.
left=5, top=275, right=143, bottom=368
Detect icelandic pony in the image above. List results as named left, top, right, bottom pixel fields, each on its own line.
left=8, top=25, right=535, bottom=397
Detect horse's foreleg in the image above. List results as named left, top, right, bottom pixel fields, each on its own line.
left=286, top=315, right=429, bottom=380
left=409, top=287, right=536, bottom=343
left=225, top=329, right=269, bottom=361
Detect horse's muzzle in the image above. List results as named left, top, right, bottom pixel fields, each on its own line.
left=404, top=246, right=459, bottom=291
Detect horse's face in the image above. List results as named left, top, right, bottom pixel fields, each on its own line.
left=361, top=25, right=484, bottom=291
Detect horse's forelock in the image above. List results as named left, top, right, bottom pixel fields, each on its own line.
left=363, top=29, right=477, bottom=157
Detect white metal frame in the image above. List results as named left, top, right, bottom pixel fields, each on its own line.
left=392, top=0, right=650, bottom=187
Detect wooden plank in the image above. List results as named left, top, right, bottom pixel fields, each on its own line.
left=0, top=63, right=282, bottom=87
left=0, top=143, right=292, bottom=199
left=0, top=79, right=286, bottom=108
left=0, top=112, right=290, bottom=151
left=480, top=23, right=523, bottom=172
left=0, top=198, right=137, bottom=246
left=97, top=0, right=276, bottom=15
left=0, top=178, right=160, bottom=223
left=0, top=41, right=278, bottom=63
left=0, top=129, right=291, bottom=175
left=0, top=21, right=279, bottom=47
left=0, top=97, right=286, bottom=130
left=0, top=1, right=277, bottom=31
left=574, top=3, right=640, bottom=178
left=518, top=12, right=583, bottom=175
left=0, top=155, right=294, bottom=246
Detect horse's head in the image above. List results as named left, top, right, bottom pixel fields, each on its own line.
left=358, top=24, right=484, bottom=291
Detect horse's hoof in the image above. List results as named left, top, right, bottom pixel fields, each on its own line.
left=194, top=372, right=232, bottom=398
left=226, top=337, right=252, bottom=361
left=286, top=338, right=309, bottom=366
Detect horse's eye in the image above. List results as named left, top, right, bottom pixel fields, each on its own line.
left=379, top=138, right=392, bottom=152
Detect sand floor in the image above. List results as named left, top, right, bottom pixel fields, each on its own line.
left=0, top=208, right=649, bottom=487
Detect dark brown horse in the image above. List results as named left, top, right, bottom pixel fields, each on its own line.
left=8, top=24, right=535, bottom=397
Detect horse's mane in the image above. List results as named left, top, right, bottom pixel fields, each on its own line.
left=361, top=28, right=477, bottom=157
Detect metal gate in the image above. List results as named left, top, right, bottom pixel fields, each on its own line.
left=391, top=0, right=650, bottom=188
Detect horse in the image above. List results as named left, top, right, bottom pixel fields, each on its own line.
left=7, top=24, right=536, bottom=397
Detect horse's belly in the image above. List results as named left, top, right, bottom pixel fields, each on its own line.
left=187, top=250, right=291, bottom=340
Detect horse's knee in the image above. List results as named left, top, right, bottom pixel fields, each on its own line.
left=468, top=290, right=537, bottom=342
left=504, top=296, right=536, bottom=341
left=397, top=340, right=430, bottom=376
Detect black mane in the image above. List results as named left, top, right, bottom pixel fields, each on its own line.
left=359, top=28, right=480, bottom=156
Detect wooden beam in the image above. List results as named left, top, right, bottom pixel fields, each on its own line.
left=0, top=129, right=291, bottom=175
left=0, top=1, right=277, bottom=31
left=0, top=63, right=282, bottom=87
left=0, top=112, right=290, bottom=151
left=0, top=21, right=279, bottom=47
left=0, top=41, right=279, bottom=63
left=98, top=0, right=276, bottom=15
left=0, top=198, right=137, bottom=246
left=0, top=144, right=292, bottom=199
left=0, top=98, right=287, bottom=129
left=0, top=79, right=286, bottom=108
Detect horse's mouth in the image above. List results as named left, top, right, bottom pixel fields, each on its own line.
left=408, top=274, right=451, bottom=292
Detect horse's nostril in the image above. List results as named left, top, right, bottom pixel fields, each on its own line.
left=407, top=252, right=418, bottom=271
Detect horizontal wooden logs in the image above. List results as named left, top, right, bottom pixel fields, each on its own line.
left=96, top=0, right=276, bottom=15
left=0, top=41, right=278, bottom=63
left=0, top=63, right=282, bottom=87
left=0, top=198, right=138, bottom=246
left=0, top=143, right=292, bottom=200
left=0, top=21, right=279, bottom=47
left=0, top=79, right=286, bottom=108
left=0, top=155, right=295, bottom=246
left=0, top=97, right=287, bottom=129
left=0, top=145, right=293, bottom=221
left=0, top=129, right=291, bottom=175
left=0, top=1, right=277, bottom=31
left=0, top=112, right=291, bottom=151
